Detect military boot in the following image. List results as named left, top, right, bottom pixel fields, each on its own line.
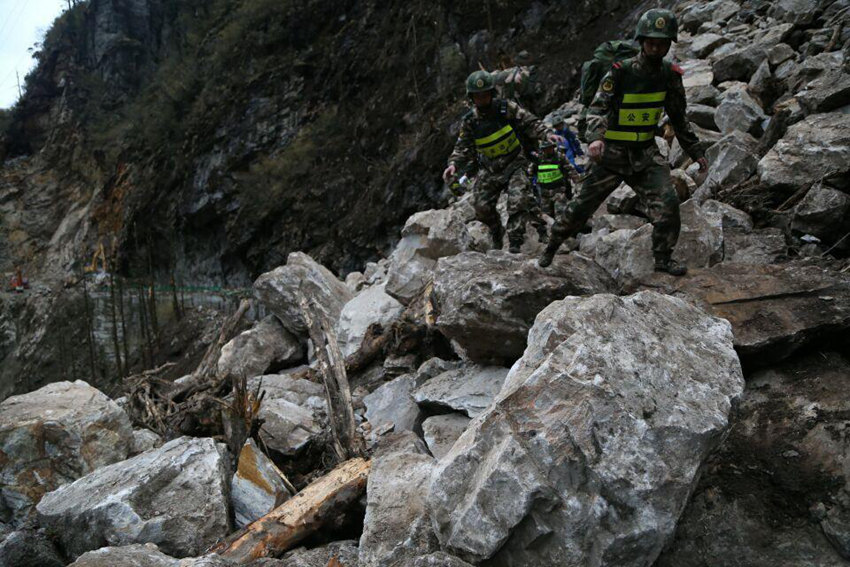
left=538, top=240, right=561, bottom=267
left=508, top=237, right=524, bottom=253
left=654, top=257, right=687, bottom=276
left=537, top=225, right=549, bottom=244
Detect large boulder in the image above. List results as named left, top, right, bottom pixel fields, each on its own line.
left=363, top=374, right=424, bottom=440
left=422, top=414, right=471, bottom=460
left=724, top=228, right=787, bottom=265
left=791, top=185, right=850, bottom=242
left=217, top=315, right=303, bottom=381
left=690, top=33, right=731, bottom=59
left=337, top=283, right=404, bottom=358
left=385, top=208, right=473, bottom=305
left=359, top=435, right=436, bottom=567
left=798, top=69, right=850, bottom=114
left=427, top=292, right=744, bottom=566
left=253, top=252, right=353, bottom=336
left=36, top=436, right=231, bottom=559
left=639, top=262, right=850, bottom=365
left=695, top=131, right=759, bottom=200
left=591, top=224, right=655, bottom=283
left=657, top=351, right=850, bottom=566
left=0, top=380, right=133, bottom=525
left=759, top=112, right=850, bottom=194
left=0, top=528, right=64, bottom=567
left=432, top=251, right=615, bottom=364
left=715, top=85, right=767, bottom=136
left=257, top=540, right=360, bottom=567
left=412, top=365, right=509, bottom=418
left=67, top=544, right=180, bottom=567
left=769, top=0, right=820, bottom=25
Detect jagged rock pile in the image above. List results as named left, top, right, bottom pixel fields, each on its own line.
left=1, top=0, right=850, bottom=565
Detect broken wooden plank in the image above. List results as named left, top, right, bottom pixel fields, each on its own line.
left=214, top=457, right=371, bottom=563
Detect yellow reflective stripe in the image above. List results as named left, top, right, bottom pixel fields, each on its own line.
left=622, top=91, right=667, bottom=103
left=604, top=130, right=655, bottom=142
left=475, top=124, right=515, bottom=147
left=477, top=135, right=520, bottom=158
left=618, top=107, right=663, bottom=126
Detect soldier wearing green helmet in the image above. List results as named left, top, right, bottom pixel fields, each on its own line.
left=539, top=8, right=708, bottom=274
left=443, top=70, right=564, bottom=252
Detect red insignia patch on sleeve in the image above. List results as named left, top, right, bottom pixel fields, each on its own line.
left=672, top=64, right=684, bottom=75
left=612, top=62, right=622, bottom=69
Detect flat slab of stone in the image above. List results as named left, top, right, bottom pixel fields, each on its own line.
left=413, top=365, right=509, bottom=418
left=638, top=262, right=850, bottom=365
left=422, top=414, right=471, bottom=460
left=232, top=439, right=292, bottom=528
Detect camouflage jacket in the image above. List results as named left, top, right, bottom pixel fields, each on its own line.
left=586, top=52, right=704, bottom=160
left=448, top=99, right=552, bottom=174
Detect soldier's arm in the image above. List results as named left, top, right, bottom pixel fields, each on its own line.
left=447, top=116, right=476, bottom=171
left=506, top=100, right=552, bottom=142
left=585, top=68, right=619, bottom=143
left=665, top=67, right=705, bottom=160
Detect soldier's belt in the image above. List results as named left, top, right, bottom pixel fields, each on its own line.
left=475, top=124, right=521, bottom=159
left=604, top=130, right=655, bottom=142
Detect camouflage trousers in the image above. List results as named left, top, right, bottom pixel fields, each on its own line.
left=473, top=162, right=546, bottom=246
left=551, top=144, right=680, bottom=260
left=538, top=181, right=572, bottom=221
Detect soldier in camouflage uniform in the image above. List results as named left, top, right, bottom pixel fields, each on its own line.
left=539, top=8, right=708, bottom=273
left=529, top=140, right=575, bottom=220
left=443, top=71, right=564, bottom=252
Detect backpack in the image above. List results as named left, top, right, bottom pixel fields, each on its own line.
left=579, top=40, right=639, bottom=106
left=491, top=66, right=543, bottom=113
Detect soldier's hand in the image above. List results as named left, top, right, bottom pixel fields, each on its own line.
left=548, top=133, right=566, bottom=145
left=442, top=164, right=456, bottom=182
left=588, top=140, right=605, bottom=162
left=697, top=157, right=708, bottom=172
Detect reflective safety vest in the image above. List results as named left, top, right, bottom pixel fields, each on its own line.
left=604, top=90, right=666, bottom=144
left=474, top=123, right=521, bottom=159
left=537, top=164, right=564, bottom=184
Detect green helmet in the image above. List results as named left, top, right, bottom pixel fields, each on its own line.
left=466, top=71, right=495, bottom=95
left=539, top=140, right=555, bottom=150
left=635, top=9, right=678, bottom=42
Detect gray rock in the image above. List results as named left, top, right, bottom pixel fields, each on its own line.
left=686, top=84, right=722, bottom=106
left=769, top=0, right=819, bottom=25
left=428, top=292, right=744, bottom=566
left=0, top=528, right=64, bottom=567
left=130, top=428, right=164, bottom=456
left=748, top=59, right=772, bottom=95
left=605, top=183, right=639, bottom=215
left=680, top=2, right=719, bottom=32
left=657, top=351, right=850, bottom=566
left=413, top=365, right=509, bottom=418
left=711, top=0, right=739, bottom=22
left=701, top=199, right=754, bottom=232
left=0, top=380, right=133, bottom=526
left=259, top=397, right=326, bottom=457
left=715, top=85, right=767, bottom=136
left=68, top=544, right=178, bottom=567
left=363, top=374, right=423, bottom=438
left=337, top=283, right=404, bottom=357
left=681, top=59, right=715, bottom=90
left=217, top=316, right=303, bottom=381
left=422, top=414, right=471, bottom=460
left=359, top=438, right=436, bottom=567
left=592, top=225, right=655, bottom=283
left=759, top=112, right=850, bottom=193
left=465, top=221, right=494, bottom=253
left=37, top=437, right=231, bottom=559
left=385, top=208, right=473, bottom=305
left=248, top=371, right=326, bottom=410
left=687, top=103, right=719, bottom=130
left=697, top=130, right=759, bottom=200
left=724, top=228, right=787, bottom=264
left=590, top=214, right=647, bottom=233
left=768, top=43, right=796, bottom=67
left=791, top=186, right=850, bottom=242
left=232, top=439, right=291, bottom=528
left=671, top=169, right=699, bottom=201
left=713, top=46, right=768, bottom=83
left=266, top=540, right=360, bottom=567
left=691, top=33, right=732, bottom=59
left=345, top=271, right=367, bottom=293
left=673, top=199, right=724, bottom=268
left=798, top=69, right=850, bottom=114
left=432, top=251, right=615, bottom=364
left=253, top=252, right=353, bottom=336
left=409, top=552, right=475, bottom=567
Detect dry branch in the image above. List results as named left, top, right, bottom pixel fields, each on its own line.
left=214, top=457, right=371, bottom=563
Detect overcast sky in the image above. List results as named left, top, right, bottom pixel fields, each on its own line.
left=0, top=0, right=66, bottom=109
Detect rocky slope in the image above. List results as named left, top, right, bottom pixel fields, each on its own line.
left=1, top=0, right=850, bottom=565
